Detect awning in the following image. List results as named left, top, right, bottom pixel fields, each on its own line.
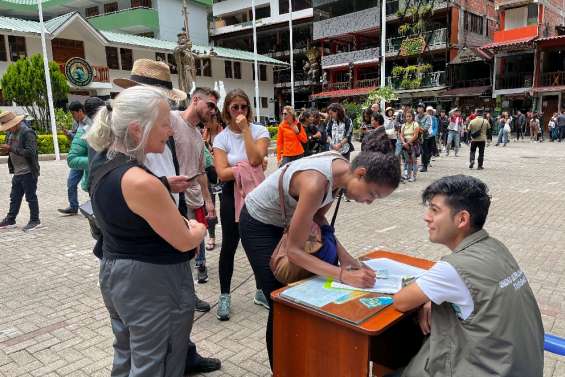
left=441, top=86, right=491, bottom=97
left=481, top=37, right=536, bottom=51
left=533, top=85, right=565, bottom=93
left=310, top=87, right=375, bottom=100
left=450, top=48, right=492, bottom=64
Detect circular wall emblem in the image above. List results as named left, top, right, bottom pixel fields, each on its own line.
left=64, top=57, right=93, bottom=87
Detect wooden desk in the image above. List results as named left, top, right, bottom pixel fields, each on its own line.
left=271, top=250, right=434, bottom=377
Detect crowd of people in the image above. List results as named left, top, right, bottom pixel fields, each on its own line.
left=0, top=57, right=548, bottom=377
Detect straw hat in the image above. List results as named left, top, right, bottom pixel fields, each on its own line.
left=113, top=59, right=187, bottom=102
left=0, top=111, right=25, bottom=132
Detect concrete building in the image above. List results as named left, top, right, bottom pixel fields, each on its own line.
left=209, top=0, right=314, bottom=115
left=0, top=11, right=285, bottom=119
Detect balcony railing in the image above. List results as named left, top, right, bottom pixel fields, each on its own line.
left=58, top=63, right=110, bottom=83
left=386, top=71, right=446, bottom=90
left=540, top=71, right=565, bottom=87
left=496, top=73, right=533, bottom=90
left=324, top=78, right=380, bottom=91
left=386, top=28, right=447, bottom=55
left=386, top=0, right=447, bottom=17
left=321, top=47, right=380, bottom=69
left=274, top=72, right=311, bottom=87
left=451, top=77, right=491, bottom=88
left=313, top=6, right=379, bottom=40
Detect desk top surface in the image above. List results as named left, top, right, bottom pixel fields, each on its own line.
left=272, top=250, right=435, bottom=336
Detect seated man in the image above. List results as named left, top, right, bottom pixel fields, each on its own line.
left=393, top=175, right=544, bottom=377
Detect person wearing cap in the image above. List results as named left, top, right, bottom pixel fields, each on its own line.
left=446, top=108, right=462, bottom=156
left=0, top=111, right=41, bottom=231
left=468, top=109, right=490, bottom=170
left=66, top=97, right=106, bottom=194
left=416, top=103, right=433, bottom=172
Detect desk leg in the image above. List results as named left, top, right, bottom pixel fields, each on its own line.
left=273, top=302, right=370, bottom=377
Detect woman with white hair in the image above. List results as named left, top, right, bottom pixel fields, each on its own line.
left=85, top=86, right=207, bottom=377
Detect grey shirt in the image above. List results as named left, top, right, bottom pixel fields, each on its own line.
left=8, top=130, right=30, bottom=175
left=416, top=113, right=433, bottom=138
left=245, top=152, right=344, bottom=228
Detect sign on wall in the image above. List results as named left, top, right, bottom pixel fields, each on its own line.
left=64, top=57, right=93, bottom=87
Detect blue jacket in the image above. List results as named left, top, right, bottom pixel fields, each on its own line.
left=431, top=116, right=439, bottom=137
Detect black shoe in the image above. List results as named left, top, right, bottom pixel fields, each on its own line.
left=22, top=220, right=42, bottom=232
left=469, top=162, right=474, bottom=169
left=195, top=297, right=211, bottom=313
left=477, top=166, right=484, bottom=170
left=197, top=264, right=208, bottom=284
left=0, top=217, right=16, bottom=229
left=419, top=166, right=428, bottom=172
left=58, top=207, right=78, bottom=215
left=186, top=355, right=221, bottom=375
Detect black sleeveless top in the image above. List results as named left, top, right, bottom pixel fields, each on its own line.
left=92, top=160, right=190, bottom=264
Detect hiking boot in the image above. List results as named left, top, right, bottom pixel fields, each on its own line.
left=253, top=289, right=269, bottom=309
left=0, top=218, right=16, bottom=230
left=197, top=264, right=208, bottom=284
left=57, top=207, right=78, bottom=215
left=195, top=297, right=211, bottom=313
left=216, top=294, right=231, bottom=321
left=22, top=220, right=42, bottom=232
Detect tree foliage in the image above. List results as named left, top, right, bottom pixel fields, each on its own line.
left=1, top=54, right=69, bottom=132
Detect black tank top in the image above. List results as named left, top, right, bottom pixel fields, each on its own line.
left=92, top=161, right=190, bottom=264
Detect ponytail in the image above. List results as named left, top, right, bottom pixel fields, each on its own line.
left=85, top=105, right=114, bottom=152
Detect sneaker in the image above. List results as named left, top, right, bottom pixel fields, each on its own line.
left=253, top=289, right=270, bottom=309
left=419, top=166, right=428, bottom=172
left=185, top=355, right=221, bottom=375
left=216, top=294, right=231, bottom=321
left=22, top=220, right=42, bottom=232
left=408, top=177, right=415, bottom=183
left=0, top=218, right=16, bottom=229
left=195, top=297, right=211, bottom=313
left=57, top=207, right=78, bottom=215
left=197, top=264, right=209, bottom=284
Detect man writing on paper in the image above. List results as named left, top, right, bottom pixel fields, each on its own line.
left=392, top=175, right=543, bottom=377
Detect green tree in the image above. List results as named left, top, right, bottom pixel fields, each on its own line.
left=1, top=54, right=69, bottom=132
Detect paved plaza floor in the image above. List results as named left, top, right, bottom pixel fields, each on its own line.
left=0, top=140, right=564, bottom=376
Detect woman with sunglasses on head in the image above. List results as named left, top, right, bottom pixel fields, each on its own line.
left=213, top=89, right=271, bottom=321
left=277, top=106, right=307, bottom=166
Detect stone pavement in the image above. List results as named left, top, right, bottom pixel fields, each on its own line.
left=0, top=140, right=564, bottom=377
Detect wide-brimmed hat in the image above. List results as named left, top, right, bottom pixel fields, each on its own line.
left=113, top=59, right=187, bottom=102
left=0, top=111, right=25, bottom=132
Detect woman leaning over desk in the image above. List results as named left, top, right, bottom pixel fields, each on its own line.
left=240, top=131, right=402, bottom=369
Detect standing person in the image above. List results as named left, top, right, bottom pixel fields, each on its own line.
left=326, top=102, right=354, bottom=160
left=468, top=110, right=490, bottom=170
left=383, top=108, right=397, bottom=148
left=0, top=112, right=41, bottom=231
left=213, top=89, right=271, bottom=321
left=400, top=109, right=421, bottom=182
left=203, top=113, right=223, bottom=251
left=360, top=108, right=373, bottom=141
left=515, top=110, right=526, bottom=141
left=58, top=101, right=88, bottom=215
left=393, top=175, right=544, bottom=377
left=438, top=109, right=449, bottom=151
left=495, top=112, right=510, bottom=147
left=300, top=110, right=322, bottom=156
left=416, top=103, right=433, bottom=172
left=484, top=111, right=494, bottom=146
left=427, top=106, right=439, bottom=157
left=85, top=86, right=208, bottom=377
left=558, top=110, right=565, bottom=142
left=548, top=113, right=558, bottom=142
left=312, top=109, right=329, bottom=151
left=529, top=113, right=540, bottom=142
left=446, top=109, right=462, bottom=156
left=67, top=97, right=105, bottom=194
left=240, top=131, right=401, bottom=369
left=276, top=106, right=307, bottom=166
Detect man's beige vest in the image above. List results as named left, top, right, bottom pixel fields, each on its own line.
left=402, top=229, right=544, bottom=377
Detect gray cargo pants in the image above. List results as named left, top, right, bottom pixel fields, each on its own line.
left=99, top=258, right=195, bottom=377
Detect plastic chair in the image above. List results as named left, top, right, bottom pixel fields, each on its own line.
left=544, top=333, right=565, bottom=356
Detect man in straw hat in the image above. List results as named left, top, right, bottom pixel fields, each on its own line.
left=0, top=111, right=42, bottom=231
left=114, top=58, right=222, bottom=375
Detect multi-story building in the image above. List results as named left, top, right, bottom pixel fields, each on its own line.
left=311, top=0, right=496, bottom=112
left=483, top=0, right=565, bottom=116
left=209, top=0, right=314, bottom=115
left=0, top=2, right=285, bottom=118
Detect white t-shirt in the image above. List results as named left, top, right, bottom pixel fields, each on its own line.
left=416, top=261, right=474, bottom=320
left=213, top=123, right=270, bottom=167
left=145, top=145, right=179, bottom=206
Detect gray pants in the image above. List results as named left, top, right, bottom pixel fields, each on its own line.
left=99, top=258, right=195, bottom=377
left=446, top=130, right=460, bottom=155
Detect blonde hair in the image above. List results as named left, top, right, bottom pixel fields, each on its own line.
left=283, top=105, right=296, bottom=121
left=85, top=86, right=167, bottom=162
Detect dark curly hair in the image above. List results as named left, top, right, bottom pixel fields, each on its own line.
left=422, top=175, right=491, bottom=231
left=352, top=130, right=400, bottom=189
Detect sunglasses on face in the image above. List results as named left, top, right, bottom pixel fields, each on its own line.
left=206, top=102, right=217, bottom=110
left=282, top=112, right=288, bottom=116
left=230, top=104, right=248, bottom=111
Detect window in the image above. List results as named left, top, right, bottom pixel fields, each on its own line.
left=120, top=48, right=133, bottom=71
left=106, top=47, right=120, bottom=69
left=505, top=5, right=538, bottom=30
left=155, top=52, right=166, bottom=62
left=225, top=60, right=233, bottom=78
left=0, top=35, right=6, bottom=61
left=131, top=0, right=152, bottom=7
left=196, top=58, right=211, bottom=77
left=167, top=54, right=177, bottom=74
left=261, top=97, right=268, bottom=108
left=234, top=61, right=241, bottom=79
left=527, top=4, right=538, bottom=25
left=260, top=64, right=267, bottom=81
left=464, top=12, right=483, bottom=34
left=279, top=0, right=311, bottom=14
left=8, top=36, right=26, bottom=61
left=104, top=2, right=118, bottom=13
left=86, top=6, right=99, bottom=17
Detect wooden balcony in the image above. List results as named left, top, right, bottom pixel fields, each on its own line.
left=495, top=73, right=533, bottom=90
left=325, top=78, right=380, bottom=91
left=540, top=71, right=565, bottom=87
left=451, top=77, right=491, bottom=88
left=58, top=63, right=110, bottom=84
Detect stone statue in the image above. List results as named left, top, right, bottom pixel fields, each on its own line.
left=174, top=33, right=196, bottom=94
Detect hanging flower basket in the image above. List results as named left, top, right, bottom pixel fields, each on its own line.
left=399, top=36, right=426, bottom=57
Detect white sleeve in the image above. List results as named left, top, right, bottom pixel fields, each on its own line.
left=416, top=261, right=474, bottom=320
left=212, top=131, right=227, bottom=152
left=252, top=124, right=270, bottom=140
